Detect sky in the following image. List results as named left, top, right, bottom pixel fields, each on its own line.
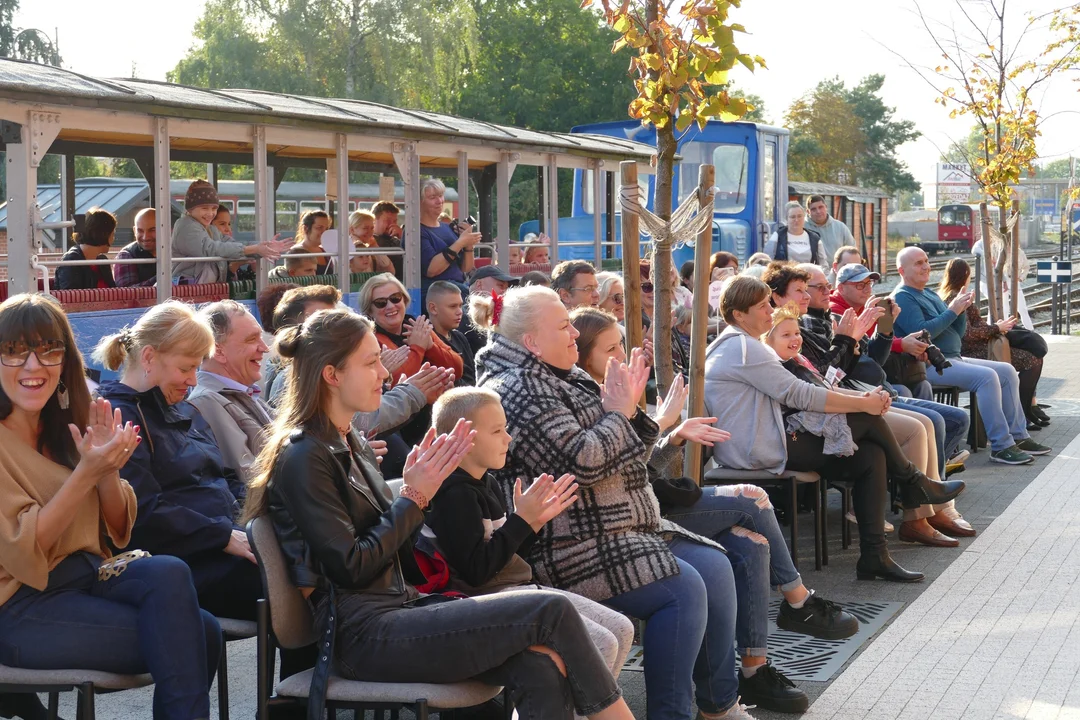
left=15, top=0, right=1080, bottom=202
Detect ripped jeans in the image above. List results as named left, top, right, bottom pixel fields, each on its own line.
left=665, top=485, right=801, bottom=656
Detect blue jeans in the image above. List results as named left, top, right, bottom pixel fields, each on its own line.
left=0, top=553, right=220, bottom=720
left=604, top=538, right=738, bottom=720
left=934, top=356, right=1028, bottom=451
left=665, top=486, right=801, bottom=656
left=895, top=397, right=970, bottom=475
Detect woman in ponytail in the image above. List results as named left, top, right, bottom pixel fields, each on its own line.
left=244, top=308, right=635, bottom=720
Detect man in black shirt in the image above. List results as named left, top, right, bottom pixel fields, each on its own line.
left=427, top=280, right=477, bottom=386
left=372, top=200, right=404, bottom=279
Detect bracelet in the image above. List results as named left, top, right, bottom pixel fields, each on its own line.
left=400, top=484, right=429, bottom=510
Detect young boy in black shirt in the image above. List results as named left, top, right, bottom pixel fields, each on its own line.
left=426, top=387, right=634, bottom=678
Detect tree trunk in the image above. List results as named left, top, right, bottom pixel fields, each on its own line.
left=993, top=201, right=1009, bottom=322
left=652, top=122, right=677, bottom=397
left=980, top=203, right=999, bottom=324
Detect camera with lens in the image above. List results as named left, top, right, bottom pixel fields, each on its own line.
left=449, top=215, right=478, bottom=236
left=916, top=330, right=952, bottom=374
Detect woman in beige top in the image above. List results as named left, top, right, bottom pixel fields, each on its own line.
left=0, top=294, right=221, bottom=720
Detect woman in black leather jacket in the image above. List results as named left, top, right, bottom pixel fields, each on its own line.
left=242, top=309, right=635, bottom=720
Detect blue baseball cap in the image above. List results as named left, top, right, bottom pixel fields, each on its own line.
left=835, top=264, right=881, bottom=285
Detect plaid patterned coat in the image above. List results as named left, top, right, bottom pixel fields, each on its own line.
left=478, top=334, right=716, bottom=602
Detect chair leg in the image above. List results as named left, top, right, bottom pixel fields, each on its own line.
left=256, top=600, right=270, bottom=720
left=813, top=480, right=822, bottom=571
left=841, top=487, right=851, bottom=550
left=820, top=479, right=829, bottom=567
left=218, top=631, right=230, bottom=720
left=415, top=699, right=429, bottom=720
left=48, top=693, right=60, bottom=720
left=78, top=683, right=95, bottom=720
left=970, top=392, right=981, bottom=453
left=788, top=478, right=799, bottom=572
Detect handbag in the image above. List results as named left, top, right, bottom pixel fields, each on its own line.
left=988, top=334, right=1012, bottom=364
left=1006, top=327, right=1048, bottom=358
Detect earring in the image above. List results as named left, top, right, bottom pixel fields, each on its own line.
left=56, top=380, right=69, bottom=410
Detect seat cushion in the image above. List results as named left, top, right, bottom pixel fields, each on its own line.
left=0, top=664, right=153, bottom=690
left=217, top=617, right=258, bottom=638
left=276, top=670, right=501, bottom=708
left=704, top=468, right=820, bottom=484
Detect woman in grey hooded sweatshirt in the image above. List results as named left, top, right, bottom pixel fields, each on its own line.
left=704, top=276, right=964, bottom=584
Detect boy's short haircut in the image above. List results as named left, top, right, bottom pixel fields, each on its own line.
left=432, top=387, right=503, bottom=435
left=427, top=280, right=464, bottom=305
left=371, top=201, right=401, bottom=218
left=283, top=246, right=314, bottom=271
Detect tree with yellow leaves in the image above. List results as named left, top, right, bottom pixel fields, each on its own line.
left=905, top=0, right=1080, bottom=321
left=583, top=0, right=764, bottom=394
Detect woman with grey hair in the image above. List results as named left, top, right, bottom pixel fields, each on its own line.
left=419, top=177, right=481, bottom=296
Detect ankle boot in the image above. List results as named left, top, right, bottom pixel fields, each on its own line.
left=856, top=547, right=925, bottom=583
left=898, top=469, right=965, bottom=509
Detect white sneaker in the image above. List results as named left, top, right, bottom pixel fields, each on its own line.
left=698, top=697, right=758, bottom=720
left=948, top=449, right=971, bottom=465
left=845, top=511, right=894, bottom=533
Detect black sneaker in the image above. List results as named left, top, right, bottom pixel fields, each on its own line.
left=738, top=661, right=809, bottom=714
left=777, top=593, right=860, bottom=640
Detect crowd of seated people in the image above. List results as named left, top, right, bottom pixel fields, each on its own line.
left=10, top=181, right=1061, bottom=720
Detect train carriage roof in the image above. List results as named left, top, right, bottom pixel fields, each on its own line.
left=0, top=59, right=657, bottom=164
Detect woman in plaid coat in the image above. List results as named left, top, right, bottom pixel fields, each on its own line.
left=474, top=286, right=754, bottom=720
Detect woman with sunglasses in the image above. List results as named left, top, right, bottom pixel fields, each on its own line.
left=596, top=272, right=625, bottom=322
left=0, top=294, right=221, bottom=720
left=359, top=273, right=463, bottom=385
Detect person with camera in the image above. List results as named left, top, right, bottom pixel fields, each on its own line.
left=419, top=178, right=480, bottom=299
left=892, top=247, right=1049, bottom=466
left=794, top=263, right=976, bottom=542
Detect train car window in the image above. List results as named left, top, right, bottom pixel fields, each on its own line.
left=276, top=200, right=298, bottom=232
left=678, top=142, right=749, bottom=214
left=236, top=200, right=256, bottom=234
left=762, top=141, right=777, bottom=222
left=582, top=169, right=648, bottom=215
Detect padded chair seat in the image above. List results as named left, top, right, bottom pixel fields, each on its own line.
left=217, top=617, right=258, bottom=638
left=275, top=670, right=501, bottom=708
left=0, top=664, right=153, bottom=690
left=704, top=468, right=820, bottom=484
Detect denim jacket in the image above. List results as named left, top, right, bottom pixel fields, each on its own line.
left=97, top=381, right=241, bottom=559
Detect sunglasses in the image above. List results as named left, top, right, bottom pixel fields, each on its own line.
left=641, top=282, right=654, bottom=293
left=0, top=339, right=66, bottom=367
left=371, top=293, right=405, bottom=309
left=609, top=293, right=625, bottom=305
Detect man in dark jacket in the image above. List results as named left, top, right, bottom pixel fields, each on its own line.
left=114, top=208, right=158, bottom=287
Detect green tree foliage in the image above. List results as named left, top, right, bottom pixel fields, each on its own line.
left=1037, top=158, right=1073, bottom=179
left=732, top=89, right=767, bottom=123
left=0, top=0, right=60, bottom=65
left=169, top=0, right=477, bottom=109
left=787, top=75, right=919, bottom=192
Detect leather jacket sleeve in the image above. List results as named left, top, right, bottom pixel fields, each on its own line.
left=273, top=440, right=425, bottom=590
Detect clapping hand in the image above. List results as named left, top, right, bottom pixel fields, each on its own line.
left=402, top=419, right=475, bottom=501
left=671, top=417, right=732, bottom=447
left=381, top=346, right=411, bottom=375
left=70, top=399, right=140, bottom=480
left=834, top=308, right=857, bottom=339
left=853, top=304, right=885, bottom=341
left=996, top=316, right=1018, bottom=333
left=513, top=473, right=579, bottom=532
left=403, top=316, right=434, bottom=350
left=359, top=432, right=388, bottom=464
left=258, top=234, right=294, bottom=262
left=653, top=374, right=688, bottom=434
left=403, top=362, right=455, bottom=403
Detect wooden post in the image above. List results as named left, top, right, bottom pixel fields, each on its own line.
left=980, top=202, right=999, bottom=323
left=1010, top=199, right=1020, bottom=318
left=879, top=198, right=889, bottom=280
left=620, top=161, right=645, bottom=410
left=685, top=164, right=715, bottom=485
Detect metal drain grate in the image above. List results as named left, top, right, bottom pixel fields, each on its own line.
left=620, top=598, right=902, bottom=682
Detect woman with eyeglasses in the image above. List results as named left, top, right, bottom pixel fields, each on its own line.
left=0, top=294, right=221, bottom=720
left=359, top=274, right=463, bottom=386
